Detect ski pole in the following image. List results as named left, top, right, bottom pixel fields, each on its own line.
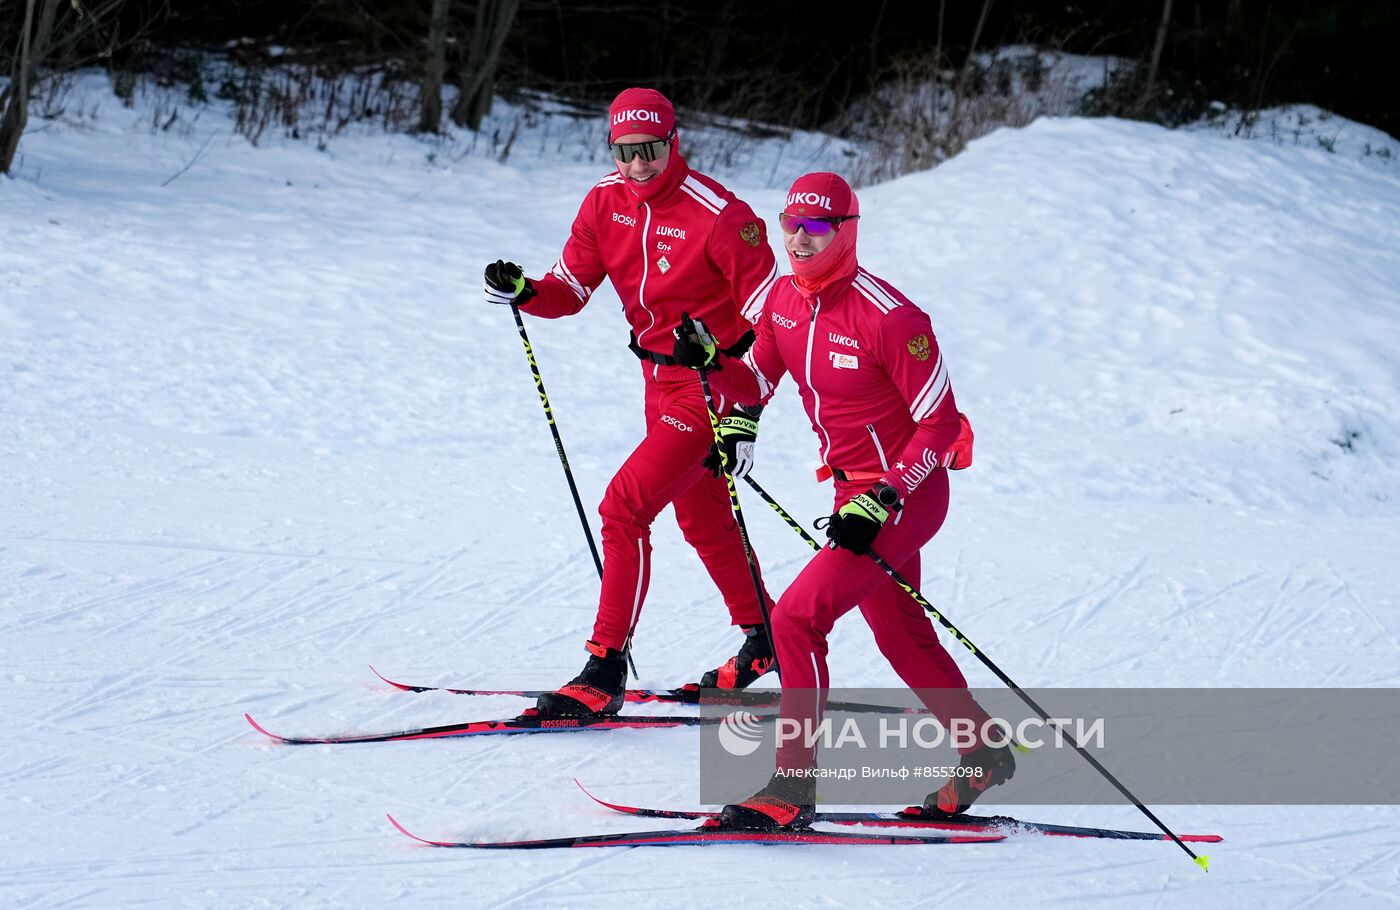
left=740, top=473, right=1208, bottom=871
left=508, top=302, right=638, bottom=678
left=694, top=368, right=780, bottom=675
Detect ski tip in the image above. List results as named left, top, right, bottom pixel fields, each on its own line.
left=573, top=778, right=623, bottom=812
left=387, top=814, right=426, bottom=844
left=1195, top=854, right=1210, bottom=872
left=368, top=665, right=411, bottom=690
left=387, top=813, right=451, bottom=847
left=244, top=713, right=278, bottom=739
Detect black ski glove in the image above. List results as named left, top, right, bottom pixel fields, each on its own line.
left=672, top=313, right=719, bottom=369
left=823, top=482, right=902, bottom=555
left=484, top=260, right=537, bottom=306
left=703, top=405, right=763, bottom=478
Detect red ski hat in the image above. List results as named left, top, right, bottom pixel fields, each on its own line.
left=608, top=87, right=676, bottom=141
left=783, top=171, right=859, bottom=219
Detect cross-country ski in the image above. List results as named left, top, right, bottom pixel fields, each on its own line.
left=368, top=665, right=925, bottom=714
left=573, top=780, right=1224, bottom=843
left=245, top=711, right=730, bottom=745
left=386, top=814, right=1007, bottom=849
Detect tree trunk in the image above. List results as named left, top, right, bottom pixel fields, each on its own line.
left=1140, top=0, right=1174, bottom=111
left=830, top=0, right=884, bottom=130
left=690, top=0, right=735, bottom=116
left=450, top=0, right=520, bottom=131
left=419, top=0, right=451, bottom=133
left=1, top=0, right=134, bottom=174
left=1225, top=0, right=1244, bottom=35
left=945, top=0, right=992, bottom=153
left=932, top=0, right=945, bottom=134
left=0, top=0, right=60, bottom=175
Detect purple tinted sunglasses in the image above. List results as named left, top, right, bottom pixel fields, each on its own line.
left=778, top=213, right=859, bottom=236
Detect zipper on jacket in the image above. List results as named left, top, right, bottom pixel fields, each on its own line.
left=856, top=420, right=901, bottom=520
left=804, top=296, right=831, bottom=463
left=866, top=424, right=890, bottom=472
left=867, top=422, right=901, bottom=524
left=637, top=202, right=657, bottom=346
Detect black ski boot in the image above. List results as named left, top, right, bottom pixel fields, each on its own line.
left=718, top=771, right=817, bottom=830
left=528, top=641, right=627, bottom=718
left=923, top=742, right=1016, bottom=816
left=698, top=624, right=776, bottom=689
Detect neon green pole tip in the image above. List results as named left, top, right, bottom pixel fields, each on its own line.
left=1195, top=855, right=1210, bottom=872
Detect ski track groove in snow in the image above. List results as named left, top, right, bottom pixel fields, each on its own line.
left=480, top=849, right=631, bottom=910
left=1332, top=568, right=1400, bottom=656
left=0, top=551, right=232, bottom=635
left=1277, top=844, right=1400, bottom=909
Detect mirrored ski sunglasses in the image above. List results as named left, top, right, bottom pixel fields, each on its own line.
left=778, top=213, right=860, bottom=236
left=609, top=130, right=676, bottom=163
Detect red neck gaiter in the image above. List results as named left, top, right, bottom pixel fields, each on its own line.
left=790, top=222, right=859, bottom=300
left=620, top=140, right=687, bottom=204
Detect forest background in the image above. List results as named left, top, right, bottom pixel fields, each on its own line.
left=3, top=0, right=1397, bottom=176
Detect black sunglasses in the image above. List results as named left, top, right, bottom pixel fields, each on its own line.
left=609, top=130, right=675, bottom=163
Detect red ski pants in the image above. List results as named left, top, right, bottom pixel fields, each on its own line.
left=591, top=363, right=771, bottom=650
left=773, top=470, right=993, bottom=772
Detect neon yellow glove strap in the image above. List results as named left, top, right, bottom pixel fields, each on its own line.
left=717, top=415, right=758, bottom=439
left=839, top=492, right=890, bottom=525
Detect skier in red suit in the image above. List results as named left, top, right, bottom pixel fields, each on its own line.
left=483, top=88, right=780, bottom=717
left=673, top=172, right=1015, bottom=828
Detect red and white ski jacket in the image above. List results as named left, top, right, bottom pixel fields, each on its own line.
left=520, top=154, right=779, bottom=355
left=708, top=267, right=963, bottom=500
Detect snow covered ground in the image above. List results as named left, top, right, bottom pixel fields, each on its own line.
left=3, top=75, right=1399, bottom=907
